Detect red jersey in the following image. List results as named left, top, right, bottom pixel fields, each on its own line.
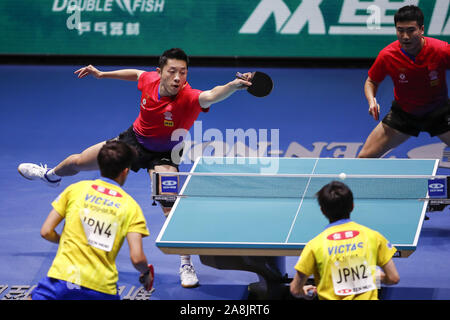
left=368, top=37, right=450, bottom=116
left=133, top=71, right=208, bottom=151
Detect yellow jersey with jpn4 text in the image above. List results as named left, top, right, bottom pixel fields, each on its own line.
left=47, top=178, right=149, bottom=295
left=294, top=219, right=397, bottom=300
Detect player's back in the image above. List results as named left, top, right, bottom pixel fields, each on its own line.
left=47, top=179, right=146, bottom=295
left=306, top=219, right=396, bottom=300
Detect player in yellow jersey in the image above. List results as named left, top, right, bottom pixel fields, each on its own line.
left=31, top=141, right=153, bottom=300
left=290, top=181, right=400, bottom=300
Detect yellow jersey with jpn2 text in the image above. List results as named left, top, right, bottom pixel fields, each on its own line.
left=47, top=178, right=149, bottom=295
left=294, top=219, right=397, bottom=300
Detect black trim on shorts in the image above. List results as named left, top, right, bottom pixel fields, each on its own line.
left=382, top=100, right=450, bottom=137
left=110, top=126, right=182, bottom=172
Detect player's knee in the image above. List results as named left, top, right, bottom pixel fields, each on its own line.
left=158, top=199, right=175, bottom=211
left=161, top=206, right=172, bottom=217
left=357, top=151, right=369, bottom=158
left=357, top=147, right=377, bottom=158
left=152, top=193, right=176, bottom=216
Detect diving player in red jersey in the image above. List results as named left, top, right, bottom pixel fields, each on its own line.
left=358, top=5, right=450, bottom=158
left=18, top=48, right=252, bottom=288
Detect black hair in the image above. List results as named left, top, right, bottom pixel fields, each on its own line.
left=97, top=140, right=136, bottom=180
left=394, top=5, right=424, bottom=27
left=159, top=48, right=189, bottom=69
left=316, top=181, right=354, bottom=223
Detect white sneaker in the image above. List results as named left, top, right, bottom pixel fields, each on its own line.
left=179, top=264, right=199, bottom=288
left=18, top=163, right=61, bottom=187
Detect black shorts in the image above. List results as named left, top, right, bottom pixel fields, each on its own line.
left=382, top=100, right=450, bottom=137
left=110, top=126, right=182, bottom=173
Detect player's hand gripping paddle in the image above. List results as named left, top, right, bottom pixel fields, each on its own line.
left=139, top=264, right=154, bottom=291
left=372, top=97, right=381, bottom=121
left=236, top=71, right=273, bottom=97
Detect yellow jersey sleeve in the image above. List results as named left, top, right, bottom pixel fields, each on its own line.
left=376, top=231, right=397, bottom=267
left=127, top=201, right=149, bottom=237
left=51, top=184, right=74, bottom=218
left=295, top=242, right=316, bottom=276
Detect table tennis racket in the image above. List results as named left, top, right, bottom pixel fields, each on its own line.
left=139, top=264, right=154, bottom=291
left=236, top=71, right=273, bottom=97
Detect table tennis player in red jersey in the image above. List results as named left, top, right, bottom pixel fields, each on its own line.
left=18, top=48, right=252, bottom=288
left=358, top=5, right=450, bottom=158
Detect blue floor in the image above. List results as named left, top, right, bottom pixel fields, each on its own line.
left=1, top=65, right=450, bottom=300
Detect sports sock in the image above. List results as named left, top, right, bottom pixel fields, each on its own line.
left=45, top=169, right=61, bottom=182
left=180, top=255, right=191, bottom=266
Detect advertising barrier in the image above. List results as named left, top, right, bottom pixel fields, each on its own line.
left=1, top=0, right=450, bottom=58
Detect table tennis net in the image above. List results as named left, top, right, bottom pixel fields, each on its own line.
left=153, top=172, right=445, bottom=200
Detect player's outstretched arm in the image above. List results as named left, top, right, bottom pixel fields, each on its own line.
left=74, top=65, right=145, bottom=81
left=198, top=74, right=252, bottom=109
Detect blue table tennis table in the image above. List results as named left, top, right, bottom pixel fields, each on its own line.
left=156, top=157, right=439, bottom=299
